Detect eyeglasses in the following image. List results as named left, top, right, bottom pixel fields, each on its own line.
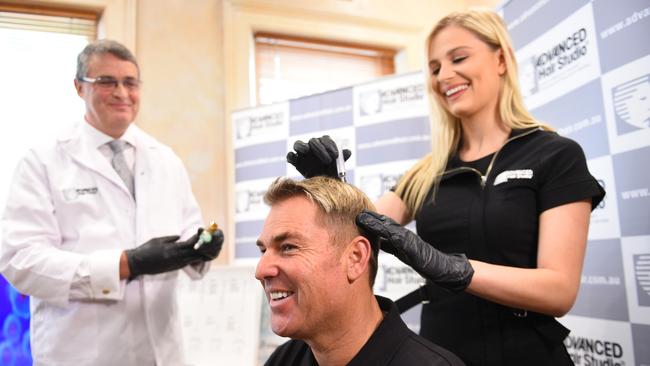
left=80, top=76, right=141, bottom=91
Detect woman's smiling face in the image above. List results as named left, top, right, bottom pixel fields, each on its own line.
left=428, top=25, right=506, bottom=121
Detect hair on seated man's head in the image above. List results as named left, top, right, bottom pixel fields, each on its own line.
left=264, top=176, right=380, bottom=286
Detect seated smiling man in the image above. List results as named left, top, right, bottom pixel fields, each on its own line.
left=256, top=176, right=464, bottom=366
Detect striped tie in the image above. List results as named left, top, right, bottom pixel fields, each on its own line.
left=107, top=140, right=135, bottom=198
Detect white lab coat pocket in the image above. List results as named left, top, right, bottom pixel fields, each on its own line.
left=31, top=300, right=99, bottom=364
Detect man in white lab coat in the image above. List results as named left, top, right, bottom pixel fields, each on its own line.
left=0, top=39, right=223, bottom=366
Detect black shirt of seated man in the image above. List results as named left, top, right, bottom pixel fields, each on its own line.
left=265, top=295, right=465, bottom=366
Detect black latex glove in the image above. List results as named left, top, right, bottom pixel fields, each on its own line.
left=125, top=229, right=222, bottom=279
left=356, top=209, right=474, bottom=292
left=286, top=135, right=351, bottom=179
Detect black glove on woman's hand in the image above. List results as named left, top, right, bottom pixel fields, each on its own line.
left=286, top=135, right=351, bottom=179
left=125, top=229, right=222, bottom=279
left=356, top=209, right=474, bottom=292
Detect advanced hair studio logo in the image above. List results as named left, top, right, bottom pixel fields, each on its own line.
left=377, top=264, right=423, bottom=293
left=564, top=335, right=626, bottom=366
left=236, top=189, right=265, bottom=214
left=535, top=27, right=589, bottom=83
left=359, top=172, right=401, bottom=200
left=612, top=74, right=650, bottom=135
left=519, top=26, right=593, bottom=99
left=359, top=84, right=425, bottom=116
left=235, top=111, right=285, bottom=140
left=520, top=55, right=540, bottom=97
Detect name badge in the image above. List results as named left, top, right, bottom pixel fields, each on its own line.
left=62, top=187, right=98, bottom=201
left=493, top=170, right=533, bottom=186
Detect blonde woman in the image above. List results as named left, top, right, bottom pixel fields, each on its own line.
left=288, top=9, right=604, bottom=366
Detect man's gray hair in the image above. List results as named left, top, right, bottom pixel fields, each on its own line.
left=76, top=39, right=139, bottom=80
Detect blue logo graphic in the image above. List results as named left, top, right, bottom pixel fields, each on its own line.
left=613, top=74, right=650, bottom=135
left=634, top=254, right=650, bottom=306
left=520, top=55, right=540, bottom=98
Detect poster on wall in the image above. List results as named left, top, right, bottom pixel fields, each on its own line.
left=233, top=71, right=431, bottom=262
left=177, top=267, right=263, bottom=366
left=560, top=315, right=634, bottom=366
left=516, top=2, right=601, bottom=110
left=502, top=0, right=650, bottom=364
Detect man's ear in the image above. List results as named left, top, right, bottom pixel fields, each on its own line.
left=346, top=235, right=372, bottom=283
left=74, top=79, right=84, bottom=97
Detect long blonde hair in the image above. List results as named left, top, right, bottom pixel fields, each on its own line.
left=395, top=8, right=554, bottom=220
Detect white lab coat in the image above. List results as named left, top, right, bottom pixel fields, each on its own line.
left=0, top=121, right=207, bottom=366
